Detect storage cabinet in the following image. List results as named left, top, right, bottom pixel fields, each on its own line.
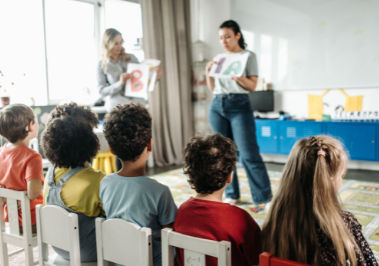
left=255, top=120, right=279, bottom=154
left=255, top=119, right=379, bottom=161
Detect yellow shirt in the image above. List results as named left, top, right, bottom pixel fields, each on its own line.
left=43, top=165, right=105, bottom=217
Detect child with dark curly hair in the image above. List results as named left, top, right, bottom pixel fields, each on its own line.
left=0, top=104, right=43, bottom=231
left=174, top=134, right=261, bottom=266
left=100, top=103, right=177, bottom=266
left=41, top=103, right=104, bottom=262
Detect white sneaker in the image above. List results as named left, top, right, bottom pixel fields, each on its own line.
left=223, top=198, right=240, bottom=205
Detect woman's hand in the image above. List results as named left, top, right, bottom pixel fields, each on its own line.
left=120, top=73, right=132, bottom=86
left=205, top=61, right=217, bottom=75
left=155, top=66, right=163, bottom=80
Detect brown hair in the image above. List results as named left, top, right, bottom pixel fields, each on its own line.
left=103, top=103, right=151, bottom=162
left=262, top=135, right=358, bottom=265
left=49, top=102, right=99, bottom=128
left=184, top=134, right=237, bottom=194
left=0, top=104, right=35, bottom=143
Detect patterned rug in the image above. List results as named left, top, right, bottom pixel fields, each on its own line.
left=150, top=165, right=379, bottom=261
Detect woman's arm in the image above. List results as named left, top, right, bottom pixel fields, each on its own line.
left=231, top=75, right=258, bottom=92
left=205, top=61, right=217, bottom=92
left=97, top=62, right=124, bottom=97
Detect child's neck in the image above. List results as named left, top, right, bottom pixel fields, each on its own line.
left=195, top=189, right=225, bottom=202
left=118, top=161, right=146, bottom=177
left=7, top=138, right=30, bottom=148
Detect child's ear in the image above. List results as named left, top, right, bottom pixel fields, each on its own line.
left=226, top=172, right=233, bottom=184
left=25, top=121, right=33, bottom=132
left=147, top=138, right=153, bottom=152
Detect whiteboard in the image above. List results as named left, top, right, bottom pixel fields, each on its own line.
left=231, top=0, right=379, bottom=90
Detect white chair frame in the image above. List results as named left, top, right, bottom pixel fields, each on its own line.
left=95, top=217, right=153, bottom=266
left=36, top=204, right=81, bottom=266
left=0, top=188, right=37, bottom=266
left=161, top=228, right=231, bottom=266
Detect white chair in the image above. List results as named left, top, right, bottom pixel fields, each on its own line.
left=161, top=228, right=231, bottom=266
left=0, top=188, right=38, bottom=266
left=36, top=204, right=97, bottom=266
left=95, top=217, right=153, bottom=266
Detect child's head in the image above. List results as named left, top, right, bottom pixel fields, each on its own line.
left=0, top=104, right=37, bottom=143
left=183, top=134, right=237, bottom=194
left=41, top=116, right=99, bottom=168
left=262, top=135, right=357, bottom=265
left=284, top=135, right=347, bottom=195
left=103, top=103, right=151, bottom=162
left=50, top=102, right=99, bottom=128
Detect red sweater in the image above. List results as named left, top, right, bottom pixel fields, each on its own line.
left=173, top=197, right=261, bottom=266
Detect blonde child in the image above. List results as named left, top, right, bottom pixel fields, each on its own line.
left=100, top=103, right=177, bottom=266
left=262, top=135, right=377, bottom=266
left=174, top=134, right=261, bottom=266
left=0, top=104, right=43, bottom=231
left=41, top=103, right=104, bottom=262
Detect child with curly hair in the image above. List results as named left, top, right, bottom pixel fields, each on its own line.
left=262, top=135, right=377, bottom=266
left=174, top=134, right=261, bottom=266
left=100, top=103, right=177, bottom=266
left=0, top=104, right=43, bottom=231
left=41, top=103, right=104, bottom=262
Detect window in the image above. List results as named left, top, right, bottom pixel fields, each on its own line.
left=44, top=0, right=98, bottom=104
left=0, top=0, right=47, bottom=105
left=0, top=0, right=144, bottom=105
left=104, top=0, right=144, bottom=61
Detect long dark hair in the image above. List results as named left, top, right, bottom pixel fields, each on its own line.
left=219, top=20, right=246, bottom=49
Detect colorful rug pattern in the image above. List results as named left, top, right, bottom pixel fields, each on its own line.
left=150, top=166, right=379, bottom=260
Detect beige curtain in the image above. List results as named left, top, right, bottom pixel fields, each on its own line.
left=141, top=0, right=194, bottom=166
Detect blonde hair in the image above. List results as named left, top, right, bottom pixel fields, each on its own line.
left=262, top=135, right=359, bottom=265
left=101, top=28, right=131, bottom=70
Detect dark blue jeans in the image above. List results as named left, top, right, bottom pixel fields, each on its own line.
left=208, top=94, right=272, bottom=204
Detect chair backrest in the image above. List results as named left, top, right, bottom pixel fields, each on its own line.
left=0, top=188, right=37, bottom=266
left=161, top=228, right=231, bottom=266
left=0, top=188, right=33, bottom=238
left=259, top=252, right=311, bottom=266
left=36, top=204, right=81, bottom=266
left=95, top=217, right=152, bottom=266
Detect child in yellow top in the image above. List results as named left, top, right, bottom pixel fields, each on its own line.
left=41, top=103, right=104, bottom=262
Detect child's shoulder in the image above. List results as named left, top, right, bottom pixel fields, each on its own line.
left=101, top=174, right=168, bottom=189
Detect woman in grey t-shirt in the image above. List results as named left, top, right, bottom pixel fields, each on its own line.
left=97, top=28, right=145, bottom=112
left=205, top=20, right=272, bottom=211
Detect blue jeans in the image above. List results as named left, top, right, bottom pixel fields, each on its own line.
left=208, top=94, right=272, bottom=204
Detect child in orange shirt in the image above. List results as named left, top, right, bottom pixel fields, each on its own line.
left=0, top=104, right=44, bottom=230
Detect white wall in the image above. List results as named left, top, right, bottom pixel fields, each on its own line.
left=190, top=0, right=379, bottom=169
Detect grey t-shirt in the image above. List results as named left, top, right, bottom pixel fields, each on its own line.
left=213, top=50, right=258, bottom=94
left=97, top=54, right=140, bottom=111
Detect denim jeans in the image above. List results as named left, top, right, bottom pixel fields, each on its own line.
left=208, top=93, right=272, bottom=204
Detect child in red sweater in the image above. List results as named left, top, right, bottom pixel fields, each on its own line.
left=174, top=134, right=261, bottom=266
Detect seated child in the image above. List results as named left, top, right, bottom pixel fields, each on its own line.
left=100, top=103, right=177, bottom=266
left=174, top=134, right=261, bottom=266
left=41, top=103, right=104, bottom=262
left=262, top=135, right=377, bottom=266
left=0, top=104, right=43, bottom=232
